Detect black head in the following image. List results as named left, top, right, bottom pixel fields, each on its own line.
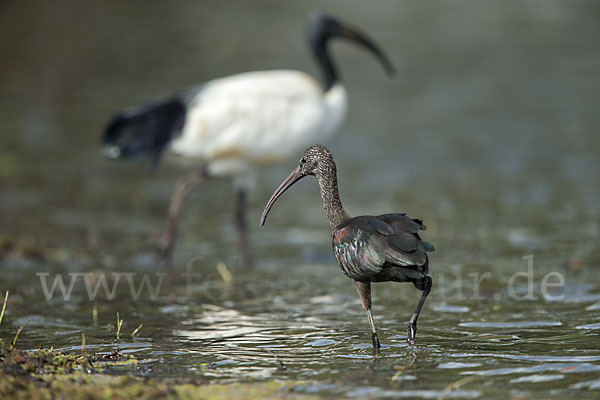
left=307, top=13, right=345, bottom=44
left=260, top=145, right=336, bottom=227
left=307, top=13, right=396, bottom=79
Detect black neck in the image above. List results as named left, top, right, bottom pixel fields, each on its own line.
left=316, top=167, right=350, bottom=229
left=311, top=38, right=338, bottom=91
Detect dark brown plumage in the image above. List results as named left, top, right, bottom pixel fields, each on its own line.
left=260, top=145, right=434, bottom=349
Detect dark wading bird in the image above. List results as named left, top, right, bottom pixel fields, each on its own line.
left=101, top=13, right=395, bottom=266
left=260, top=145, right=434, bottom=348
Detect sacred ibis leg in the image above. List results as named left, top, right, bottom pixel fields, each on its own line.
left=354, top=281, right=381, bottom=350
left=157, top=169, right=206, bottom=260
left=234, top=188, right=254, bottom=268
left=407, top=276, right=432, bottom=346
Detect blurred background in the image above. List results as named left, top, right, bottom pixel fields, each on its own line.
left=1, top=1, right=598, bottom=265
left=1, top=0, right=599, bottom=260
left=1, top=1, right=600, bottom=397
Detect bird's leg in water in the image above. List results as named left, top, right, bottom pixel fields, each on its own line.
left=407, top=276, right=432, bottom=346
left=235, top=188, right=254, bottom=268
left=157, top=170, right=206, bottom=261
left=355, top=281, right=380, bottom=350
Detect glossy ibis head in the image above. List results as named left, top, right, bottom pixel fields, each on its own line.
left=307, top=13, right=396, bottom=77
left=260, top=144, right=335, bottom=227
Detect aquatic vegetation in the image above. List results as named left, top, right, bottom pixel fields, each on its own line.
left=0, top=345, right=314, bottom=400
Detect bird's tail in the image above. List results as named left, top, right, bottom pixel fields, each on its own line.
left=102, top=96, right=187, bottom=164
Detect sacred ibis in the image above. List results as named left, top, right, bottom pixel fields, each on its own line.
left=102, top=13, right=395, bottom=266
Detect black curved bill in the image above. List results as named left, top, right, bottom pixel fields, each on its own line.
left=260, top=166, right=305, bottom=228
left=338, top=24, right=396, bottom=77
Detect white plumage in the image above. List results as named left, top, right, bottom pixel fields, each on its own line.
left=170, top=71, right=347, bottom=186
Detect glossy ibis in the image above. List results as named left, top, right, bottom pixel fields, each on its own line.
left=102, top=13, right=395, bottom=266
left=260, top=145, right=434, bottom=348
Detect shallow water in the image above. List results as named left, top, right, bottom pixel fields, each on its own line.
left=1, top=1, right=600, bottom=398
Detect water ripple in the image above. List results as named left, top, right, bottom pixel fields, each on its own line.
left=459, top=321, right=562, bottom=328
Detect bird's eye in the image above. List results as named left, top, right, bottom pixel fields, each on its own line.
left=299, top=157, right=306, bottom=165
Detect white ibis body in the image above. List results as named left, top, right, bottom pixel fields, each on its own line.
left=102, top=13, right=395, bottom=265
left=260, top=145, right=434, bottom=348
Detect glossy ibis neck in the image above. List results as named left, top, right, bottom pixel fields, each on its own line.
left=315, top=165, right=350, bottom=229
left=310, top=39, right=338, bottom=91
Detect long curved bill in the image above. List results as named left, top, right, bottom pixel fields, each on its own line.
left=260, top=166, right=305, bottom=228
left=340, top=25, right=396, bottom=77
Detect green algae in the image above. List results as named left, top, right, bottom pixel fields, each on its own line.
left=0, top=346, right=317, bottom=400
left=0, top=374, right=317, bottom=400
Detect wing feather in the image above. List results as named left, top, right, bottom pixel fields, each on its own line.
left=332, top=224, right=385, bottom=280
left=332, top=214, right=433, bottom=281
